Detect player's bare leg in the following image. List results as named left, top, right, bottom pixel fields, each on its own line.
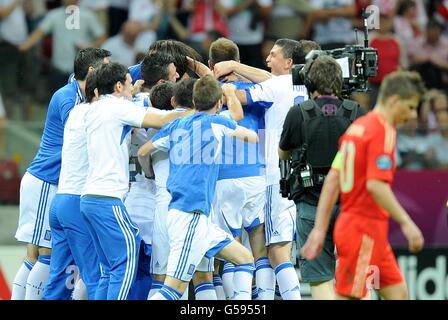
left=215, top=240, right=255, bottom=300
left=212, top=260, right=226, bottom=299
left=192, top=271, right=217, bottom=300
left=27, top=244, right=40, bottom=263
left=267, top=242, right=291, bottom=268
left=150, top=273, right=188, bottom=300
left=25, top=246, right=52, bottom=299
left=336, top=293, right=354, bottom=300
left=378, top=283, right=409, bottom=300
left=150, top=276, right=189, bottom=299
left=310, top=280, right=335, bottom=300
left=267, top=241, right=301, bottom=300
left=148, top=274, right=168, bottom=299
left=221, top=236, right=241, bottom=299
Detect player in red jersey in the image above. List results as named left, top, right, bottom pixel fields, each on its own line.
left=301, top=71, right=425, bottom=299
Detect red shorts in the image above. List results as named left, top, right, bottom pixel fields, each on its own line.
left=334, top=213, right=404, bottom=298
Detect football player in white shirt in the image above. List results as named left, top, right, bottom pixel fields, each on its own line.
left=43, top=71, right=100, bottom=300
left=80, top=62, right=189, bottom=300
left=212, top=39, right=321, bottom=300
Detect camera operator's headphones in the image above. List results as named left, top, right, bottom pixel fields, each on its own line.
left=301, top=50, right=342, bottom=98
left=301, top=50, right=325, bottom=96
left=302, top=62, right=316, bottom=95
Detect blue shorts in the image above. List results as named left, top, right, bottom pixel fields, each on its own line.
left=43, top=194, right=100, bottom=300
left=80, top=196, right=141, bottom=300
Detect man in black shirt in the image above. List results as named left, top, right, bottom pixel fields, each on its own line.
left=278, top=55, right=367, bottom=299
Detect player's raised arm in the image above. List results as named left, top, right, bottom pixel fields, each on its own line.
left=213, top=60, right=272, bottom=83
left=137, top=140, right=155, bottom=158
left=231, top=126, right=258, bottom=144
left=366, top=179, right=424, bottom=253
left=137, top=140, right=156, bottom=177
left=222, top=83, right=243, bottom=121
left=186, top=56, right=213, bottom=77
left=141, top=108, right=193, bottom=129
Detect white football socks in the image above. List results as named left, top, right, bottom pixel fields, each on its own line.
left=255, top=257, right=276, bottom=300
left=275, top=261, right=302, bottom=300
left=25, top=255, right=51, bottom=300
left=11, top=259, right=34, bottom=300
left=232, top=263, right=254, bottom=300
left=194, top=282, right=217, bottom=300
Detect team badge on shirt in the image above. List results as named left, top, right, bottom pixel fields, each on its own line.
left=376, top=154, right=392, bottom=170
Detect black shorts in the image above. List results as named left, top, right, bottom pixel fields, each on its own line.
left=295, top=201, right=340, bottom=283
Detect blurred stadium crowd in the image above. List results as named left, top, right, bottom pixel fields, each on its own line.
left=0, top=0, right=447, bottom=170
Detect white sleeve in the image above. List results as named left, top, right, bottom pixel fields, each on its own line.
left=247, top=77, right=278, bottom=105
left=152, top=135, right=170, bottom=152
left=210, top=116, right=237, bottom=139
left=211, top=123, right=236, bottom=140
left=113, top=100, right=147, bottom=128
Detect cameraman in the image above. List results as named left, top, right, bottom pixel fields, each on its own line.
left=278, top=55, right=366, bottom=299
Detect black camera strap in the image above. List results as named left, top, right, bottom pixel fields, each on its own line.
left=297, top=98, right=359, bottom=185
left=298, top=99, right=321, bottom=157
left=299, top=99, right=359, bottom=142
left=336, top=99, right=359, bottom=122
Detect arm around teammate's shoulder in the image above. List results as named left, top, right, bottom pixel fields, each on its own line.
left=231, top=126, right=258, bottom=144
left=141, top=108, right=193, bottom=129
left=213, top=60, right=272, bottom=84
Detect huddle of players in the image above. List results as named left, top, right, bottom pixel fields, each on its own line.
left=12, top=37, right=309, bottom=300
left=13, top=36, right=425, bottom=300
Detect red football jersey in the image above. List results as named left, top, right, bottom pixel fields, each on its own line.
left=335, top=112, right=396, bottom=220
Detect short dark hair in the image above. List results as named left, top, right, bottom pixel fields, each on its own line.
left=307, top=55, right=343, bottom=96
left=141, top=51, right=175, bottom=89
left=274, top=39, right=303, bottom=64
left=95, top=62, right=128, bottom=96
left=193, top=75, right=222, bottom=111
left=378, top=71, right=426, bottom=104
left=85, top=70, right=97, bottom=103
left=150, top=81, right=175, bottom=110
left=297, top=40, right=321, bottom=65
left=396, top=0, right=416, bottom=16
left=148, top=40, right=203, bottom=79
left=209, top=37, right=240, bottom=66
left=74, top=48, right=111, bottom=81
left=174, top=78, right=197, bottom=109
